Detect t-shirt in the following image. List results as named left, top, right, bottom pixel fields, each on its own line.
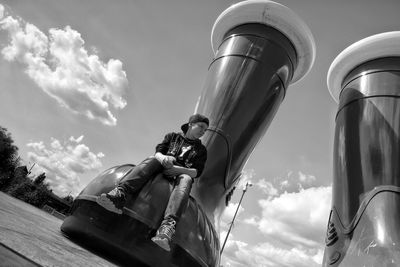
left=155, top=132, right=207, bottom=178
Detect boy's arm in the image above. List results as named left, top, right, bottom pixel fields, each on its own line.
left=154, top=133, right=176, bottom=168
left=155, top=152, right=175, bottom=169
left=165, top=145, right=207, bottom=178
left=163, top=165, right=197, bottom=178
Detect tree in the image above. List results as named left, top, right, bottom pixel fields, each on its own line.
left=63, top=195, right=74, bottom=204
left=0, top=126, right=69, bottom=213
left=0, top=126, right=19, bottom=174
left=7, top=175, right=51, bottom=208
left=7, top=179, right=34, bottom=200
left=0, top=172, right=11, bottom=190
left=0, top=126, right=20, bottom=189
left=24, top=183, right=51, bottom=208
left=34, top=173, right=46, bottom=185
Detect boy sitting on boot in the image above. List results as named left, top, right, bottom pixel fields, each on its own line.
left=96, top=114, right=209, bottom=251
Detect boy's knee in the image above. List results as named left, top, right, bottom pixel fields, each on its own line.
left=178, top=174, right=193, bottom=183
left=175, top=174, right=194, bottom=192
left=137, top=157, right=163, bottom=176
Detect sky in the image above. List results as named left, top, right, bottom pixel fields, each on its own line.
left=0, top=0, right=399, bottom=266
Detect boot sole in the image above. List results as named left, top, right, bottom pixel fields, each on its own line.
left=151, top=237, right=171, bottom=251
left=96, top=194, right=123, bottom=214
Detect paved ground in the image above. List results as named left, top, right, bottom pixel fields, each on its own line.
left=0, top=192, right=117, bottom=267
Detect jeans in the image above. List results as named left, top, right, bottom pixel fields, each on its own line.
left=118, top=157, right=194, bottom=224
left=118, top=157, right=163, bottom=195
left=164, top=174, right=193, bottom=223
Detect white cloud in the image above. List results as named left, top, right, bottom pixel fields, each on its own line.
left=237, top=168, right=254, bottom=189
left=221, top=185, right=332, bottom=267
left=26, top=135, right=104, bottom=196
left=0, top=13, right=129, bottom=126
left=243, top=215, right=259, bottom=226
left=298, top=171, right=316, bottom=185
left=0, top=4, right=4, bottom=20
left=255, top=186, right=331, bottom=248
left=273, top=171, right=319, bottom=193
left=279, top=179, right=290, bottom=189
left=220, top=202, right=245, bottom=228
left=256, top=178, right=278, bottom=198
left=221, top=239, right=322, bottom=267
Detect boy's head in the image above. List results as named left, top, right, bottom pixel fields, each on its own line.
left=181, top=114, right=209, bottom=137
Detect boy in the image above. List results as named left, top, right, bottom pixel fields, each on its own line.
left=96, top=114, right=209, bottom=251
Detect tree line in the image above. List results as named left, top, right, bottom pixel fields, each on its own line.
left=0, top=126, right=73, bottom=213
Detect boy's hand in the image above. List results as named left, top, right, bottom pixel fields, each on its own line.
left=163, top=166, right=181, bottom=178
left=161, top=155, right=176, bottom=169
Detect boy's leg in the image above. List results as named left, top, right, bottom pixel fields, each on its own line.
left=151, top=174, right=193, bottom=251
left=96, top=157, right=163, bottom=214
left=118, top=157, right=163, bottom=194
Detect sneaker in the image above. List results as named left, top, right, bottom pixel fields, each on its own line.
left=96, top=187, right=126, bottom=214
left=151, top=218, right=176, bottom=251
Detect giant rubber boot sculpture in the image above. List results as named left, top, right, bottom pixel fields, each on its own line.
left=323, top=32, right=400, bottom=266
left=61, top=1, right=315, bottom=266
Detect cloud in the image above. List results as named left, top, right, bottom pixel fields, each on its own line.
left=221, top=202, right=245, bottom=224
left=250, top=169, right=318, bottom=199
left=221, top=239, right=322, bottom=267
left=219, top=169, right=254, bottom=235
left=256, top=178, right=278, bottom=198
left=0, top=9, right=129, bottom=126
left=272, top=170, right=319, bottom=193
left=221, top=185, right=332, bottom=267
left=26, top=135, right=104, bottom=196
left=255, top=186, right=331, bottom=248
left=237, top=169, right=255, bottom=189
left=0, top=5, right=4, bottom=20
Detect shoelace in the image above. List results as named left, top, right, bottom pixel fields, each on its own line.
left=160, top=220, right=176, bottom=238
left=109, top=188, right=121, bottom=197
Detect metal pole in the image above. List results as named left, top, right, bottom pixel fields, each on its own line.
left=220, top=182, right=252, bottom=255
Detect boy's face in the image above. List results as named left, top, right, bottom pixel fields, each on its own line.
left=189, top=122, right=208, bottom=139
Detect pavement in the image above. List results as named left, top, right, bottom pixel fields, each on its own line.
left=0, top=192, right=117, bottom=267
